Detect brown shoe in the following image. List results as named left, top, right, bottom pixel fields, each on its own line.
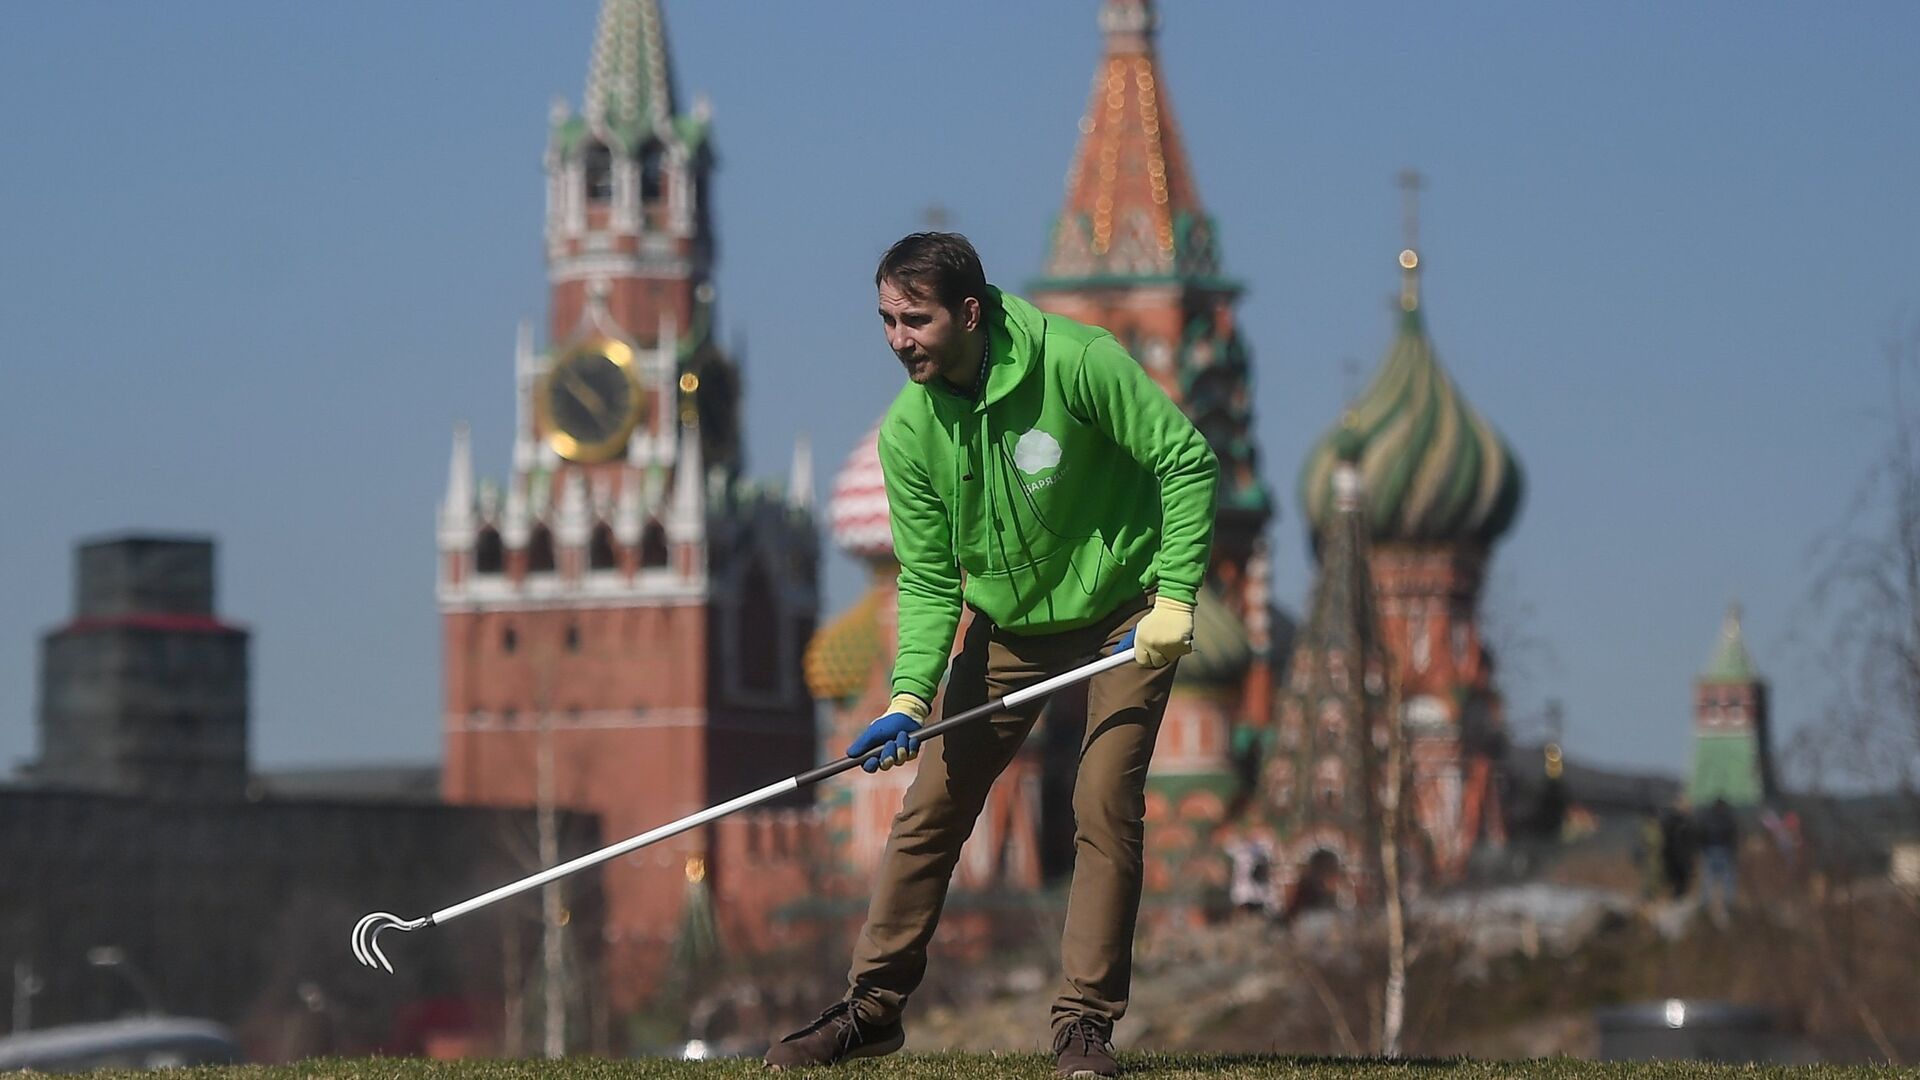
left=764, top=1000, right=904, bottom=1070
left=1053, top=1017, right=1118, bottom=1078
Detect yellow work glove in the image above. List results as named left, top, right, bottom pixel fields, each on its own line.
left=1133, top=596, right=1195, bottom=668
left=888, top=692, right=932, bottom=726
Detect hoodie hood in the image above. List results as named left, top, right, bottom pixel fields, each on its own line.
left=965, top=286, right=1047, bottom=410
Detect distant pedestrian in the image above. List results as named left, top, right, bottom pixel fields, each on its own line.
left=1759, top=806, right=1801, bottom=872
left=1782, top=810, right=1803, bottom=867
left=1698, top=798, right=1739, bottom=922
left=1634, top=806, right=1665, bottom=902
left=1658, top=799, right=1695, bottom=899
left=1225, top=837, right=1278, bottom=918
left=1282, top=849, right=1343, bottom=921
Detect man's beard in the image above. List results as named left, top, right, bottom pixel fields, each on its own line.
left=898, top=348, right=948, bottom=384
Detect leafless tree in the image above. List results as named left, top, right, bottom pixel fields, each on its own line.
left=1477, top=566, right=1564, bottom=747
left=1377, top=676, right=1408, bottom=1057
left=1802, top=322, right=1920, bottom=796
left=487, top=627, right=599, bottom=1058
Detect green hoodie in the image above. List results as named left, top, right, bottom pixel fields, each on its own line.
left=878, top=287, right=1218, bottom=703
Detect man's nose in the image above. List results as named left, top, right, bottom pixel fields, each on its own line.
left=887, top=328, right=911, bottom=352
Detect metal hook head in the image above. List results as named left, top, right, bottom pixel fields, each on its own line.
left=352, top=912, right=426, bottom=973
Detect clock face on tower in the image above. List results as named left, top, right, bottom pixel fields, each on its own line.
left=536, top=339, right=646, bottom=463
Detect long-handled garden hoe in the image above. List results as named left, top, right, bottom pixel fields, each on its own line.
left=352, top=633, right=1141, bottom=972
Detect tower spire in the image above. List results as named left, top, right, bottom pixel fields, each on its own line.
left=1704, top=601, right=1757, bottom=682
left=788, top=432, right=814, bottom=513
left=668, top=410, right=705, bottom=545
left=514, top=320, right=537, bottom=472
left=556, top=470, right=591, bottom=548
left=585, top=0, right=677, bottom=150
left=439, top=421, right=475, bottom=550
left=1036, top=0, right=1213, bottom=284
left=1398, top=169, right=1424, bottom=312
left=614, top=466, right=644, bottom=546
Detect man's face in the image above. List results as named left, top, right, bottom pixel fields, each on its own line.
left=878, top=279, right=977, bottom=386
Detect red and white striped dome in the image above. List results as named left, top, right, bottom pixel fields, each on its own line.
left=829, top=422, right=893, bottom=561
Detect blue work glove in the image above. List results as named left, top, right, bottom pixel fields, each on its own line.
left=847, top=693, right=931, bottom=773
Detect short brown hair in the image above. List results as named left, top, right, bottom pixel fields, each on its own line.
left=875, top=232, right=989, bottom=315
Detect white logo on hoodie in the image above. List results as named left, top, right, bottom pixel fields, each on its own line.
left=1013, top=429, right=1063, bottom=475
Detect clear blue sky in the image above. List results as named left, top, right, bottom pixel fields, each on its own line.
left=3, top=2, right=1916, bottom=779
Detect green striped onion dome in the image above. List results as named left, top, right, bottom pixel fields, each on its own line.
left=1299, top=306, right=1523, bottom=546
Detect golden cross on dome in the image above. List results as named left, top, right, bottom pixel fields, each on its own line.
left=1398, top=168, right=1425, bottom=312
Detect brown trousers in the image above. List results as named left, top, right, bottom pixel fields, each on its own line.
left=846, top=593, right=1175, bottom=1033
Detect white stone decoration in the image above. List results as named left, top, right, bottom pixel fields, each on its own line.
left=439, top=421, right=476, bottom=553
left=1402, top=694, right=1451, bottom=730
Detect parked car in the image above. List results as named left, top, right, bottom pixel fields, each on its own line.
left=0, top=1017, right=241, bottom=1072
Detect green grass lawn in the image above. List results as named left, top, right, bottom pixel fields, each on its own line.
left=77, top=1056, right=1916, bottom=1080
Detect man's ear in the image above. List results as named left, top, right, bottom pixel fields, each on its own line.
left=963, top=296, right=982, bottom=332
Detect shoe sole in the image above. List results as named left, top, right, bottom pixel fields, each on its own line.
left=852, top=1030, right=902, bottom=1053
left=845, top=1030, right=905, bottom=1062
left=763, top=1029, right=904, bottom=1070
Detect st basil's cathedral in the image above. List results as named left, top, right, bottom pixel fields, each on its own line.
left=805, top=0, right=1526, bottom=916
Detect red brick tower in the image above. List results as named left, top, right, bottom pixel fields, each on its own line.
left=1026, top=0, right=1278, bottom=901
left=436, top=0, right=820, bottom=1005
left=1297, top=177, right=1525, bottom=882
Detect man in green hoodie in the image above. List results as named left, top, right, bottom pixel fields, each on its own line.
left=765, top=233, right=1216, bottom=1078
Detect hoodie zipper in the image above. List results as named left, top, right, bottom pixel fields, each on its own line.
left=936, top=325, right=1007, bottom=567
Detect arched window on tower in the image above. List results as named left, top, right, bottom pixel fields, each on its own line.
left=1315, top=758, right=1345, bottom=812
left=474, top=527, right=504, bottom=574
left=1278, top=699, right=1303, bottom=749
left=584, top=142, right=613, bottom=203
left=640, top=142, right=665, bottom=205
left=527, top=526, right=557, bottom=574
left=639, top=519, right=669, bottom=568
left=738, top=561, right=779, bottom=692
left=588, top=522, right=618, bottom=571
left=1264, top=758, right=1295, bottom=811
left=1319, top=701, right=1346, bottom=746
left=1294, top=849, right=1342, bottom=914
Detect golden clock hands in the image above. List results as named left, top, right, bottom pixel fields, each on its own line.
left=560, top=368, right=609, bottom=421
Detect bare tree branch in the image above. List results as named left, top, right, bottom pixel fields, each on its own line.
left=1800, top=322, right=1920, bottom=794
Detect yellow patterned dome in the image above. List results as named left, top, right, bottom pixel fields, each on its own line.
left=803, top=579, right=892, bottom=702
